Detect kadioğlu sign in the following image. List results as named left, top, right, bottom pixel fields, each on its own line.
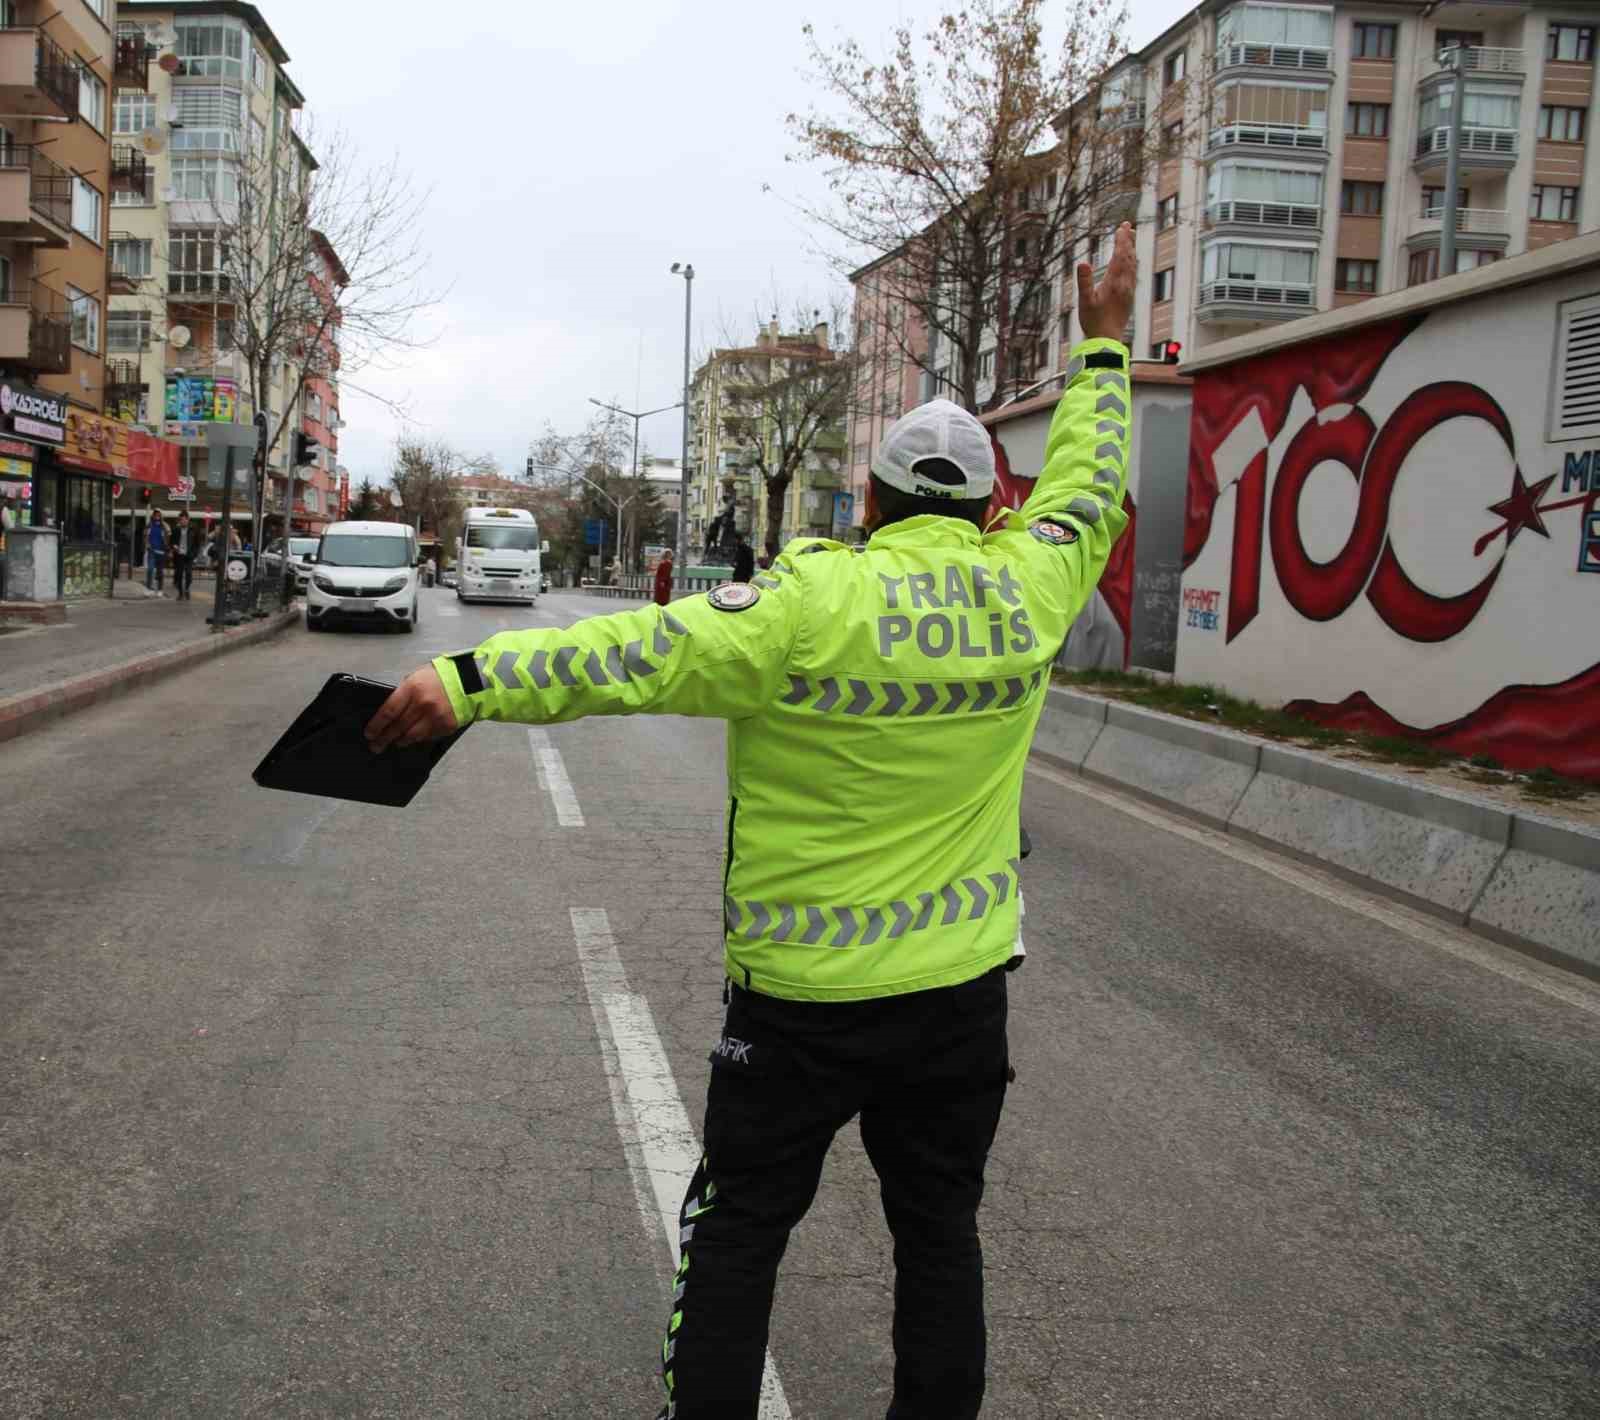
left=0, top=382, right=68, bottom=444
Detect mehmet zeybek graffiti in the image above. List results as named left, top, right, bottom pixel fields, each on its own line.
left=1179, top=269, right=1600, bottom=782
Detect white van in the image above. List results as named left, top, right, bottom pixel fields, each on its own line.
left=457, top=506, right=540, bottom=604
left=305, top=520, right=421, bottom=633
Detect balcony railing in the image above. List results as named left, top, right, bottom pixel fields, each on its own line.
left=1197, top=279, right=1317, bottom=310
left=1216, top=43, right=1332, bottom=73
left=1416, top=126, right=1518, bottom=160
left=1435, top=45, right=1524, bottom=74
left=0, top=25, right=81, bottom=118
left=1408, top=205, right=1510, bottom=239
left=114, top=33, right=151, bottom=89
left=1208, top=120, right=1329, bottom=152
left=0, top=142, right=71, bottom=234
left=1100, top=97, right=1147, bottom=128
left=104, top=359, right=148, bottom=402
left=110, top=145, right=149, bottom=195
left=1206, top=199, right=1322, bottom=229
left=0, top=281, right=71, bottom=374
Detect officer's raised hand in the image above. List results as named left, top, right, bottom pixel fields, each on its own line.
left=366, top=665, right=459, bottom=752
left=1075, top=221, right=1137, bottom=342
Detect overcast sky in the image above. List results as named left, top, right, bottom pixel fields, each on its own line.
left=264, top=0, right=1197, bottom=485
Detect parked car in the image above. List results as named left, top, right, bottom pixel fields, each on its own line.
left=262, top=536, right=321, bottom=593
left=304, top=521, right=421, bottom=633
left=440, top=567, right=458, bottom=589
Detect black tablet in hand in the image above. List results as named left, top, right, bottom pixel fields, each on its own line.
left=253, top=673, right=466, bottom=807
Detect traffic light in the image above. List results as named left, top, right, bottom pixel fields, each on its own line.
left=139, top=485, right=152, bottom=504
left=293, top=431, right=321, bottom=467
left=1161, top=341, right=1183, bottom=365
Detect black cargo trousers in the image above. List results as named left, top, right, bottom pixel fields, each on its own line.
left=656, top=965, right=1011, bottom=1420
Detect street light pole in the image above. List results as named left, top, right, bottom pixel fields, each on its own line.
left=671, top=262, right=694, bottom=572
left=587, top=397, right=681, bottom=573
left=1439, top=43, right=1467, bottom=279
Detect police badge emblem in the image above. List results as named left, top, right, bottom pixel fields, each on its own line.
left=1029, top=520, right=1079, bottom=545
left=707, top=581, right=761, bottom=612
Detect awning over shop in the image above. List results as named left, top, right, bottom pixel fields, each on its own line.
left=58, top=410, right=181, bottom=488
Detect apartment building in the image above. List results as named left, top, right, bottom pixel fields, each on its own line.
left=0, top=0, right=126, bottom=595
left=108, top=1, right=335, bottom=544
left=846, top=1, right=1599, bottom=530
left=686, top=318, right=849, bottom=555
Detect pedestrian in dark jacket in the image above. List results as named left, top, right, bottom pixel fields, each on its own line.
left=169, top=511, right=197, bottom=600
left=145, top=511, right=168, bottom=592
left=653, top=550, right=674, bottom=606
left=732, top=536, right=754, bottom=584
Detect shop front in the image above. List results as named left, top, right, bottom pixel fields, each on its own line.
left=0, top=379, right=182, bottom=601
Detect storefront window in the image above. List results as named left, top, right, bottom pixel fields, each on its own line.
left=60, top=475, right=112, bottom=598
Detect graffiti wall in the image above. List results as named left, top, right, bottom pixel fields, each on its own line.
left=984, top=371, right=1193, bottom=672
left=1180, top=269, right=1600, bottom=781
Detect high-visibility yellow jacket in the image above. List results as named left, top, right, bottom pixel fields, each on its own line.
left=432, top=338, right=1131, bottom=1000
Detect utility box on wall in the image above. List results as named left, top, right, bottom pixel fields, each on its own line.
left=2, top=525, right=60, bottom=604
left=982, top=365, right=1194, bottom=673
left=1179, top=236, right=1600, bottom=781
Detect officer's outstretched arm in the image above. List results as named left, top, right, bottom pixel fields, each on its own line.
left=425, top=582, right=803, bottom=729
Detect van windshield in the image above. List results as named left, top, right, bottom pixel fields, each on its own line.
left=319, top=535, right=410, bottom=569
left=467, top=526, right=538, bottom=551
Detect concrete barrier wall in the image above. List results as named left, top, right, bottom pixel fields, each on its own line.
left=1030, top=687, right=1600, bottom=979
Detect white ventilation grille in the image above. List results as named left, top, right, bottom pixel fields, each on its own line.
left=1553, top=294, right=1600, bottom=442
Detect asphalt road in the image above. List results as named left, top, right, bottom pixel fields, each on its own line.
left=2, top=587, right=1597, bottom=1419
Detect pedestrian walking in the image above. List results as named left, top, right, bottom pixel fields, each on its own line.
left=368, top=223, right=1138, bottom=1420
left=170, top=511, right=197, bottom=600
left=145, top=510, right=168, bottom=593
left=731, top=535, right=754, bottom=584
left=653, top=549, right=674, bottom=607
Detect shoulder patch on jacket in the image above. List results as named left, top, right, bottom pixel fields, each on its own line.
left=707, top=581, right=761, bottom=612
left=1029, top=520, right=1079, bottom=546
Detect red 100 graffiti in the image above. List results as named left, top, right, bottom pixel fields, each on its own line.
left=1225, top=382, right=1511, bottom=644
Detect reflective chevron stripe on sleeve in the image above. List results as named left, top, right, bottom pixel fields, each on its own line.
left=776, top=671, right=1045, bottom=717
left=730, top=860, right=1021, bottom=950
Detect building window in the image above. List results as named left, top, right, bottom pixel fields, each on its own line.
left=110, top=236, right=152, bottom=277
left=169, top=157, right=240, bottom=203
left=1341, top=180, right=1384, bottom=215
left=76, top=65, right=104, bottom=129
left=1216, top=5, right=1334, bottom=50
left=1538, top=106, right=1587, bottom=142
left=1153, top=267, right=1175, bottom=302
left=1045, top=172, right=1058, bottom=200
left=251, top=45, right=268, bottom=90
left=1157, top=193, right=1179, bottom=229
left=1546, top=25, right=1595, bottom=63
left=1059, top=312, right=1073, bottom=346
left=68, top=286, right=100, bottom=352
left=1201, top=241, right=1317, bottom=290
left=1345, top=103, right=1390, bottom=138
left=84, top=0, right=107, bottom=16
left=175, top=20, right=247, bottom=79
left=977, top=349, right=994, bottom=379
left=1435, top=29, right=1485, bottom=56
left=1421, top=186, right=1468, bottom=215
left=1409, top=248, right=1501, bottom=286
left=1352, top=22, right=1396, bottom=59
left=1335, top=259, right=1378, bottom=293
left=114, top=93, right=157, bottom=134
left=168, top=229, right=232, bottom=295
left=1206, top=160, right=1322, bottom=211
left=1163, top=49, right=1186, bottom=87
left=71, top=177, right=102, bottom=241
left=1162, top=119, right=1184, bottom=155
left=1530, top=185, right=1580, bottom=222
left=305, top=391, right=322, bottom=421
left=108, top=309, right=152, bottom=352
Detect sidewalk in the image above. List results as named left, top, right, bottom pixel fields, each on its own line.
left=0, top=574, right=298, bottom=743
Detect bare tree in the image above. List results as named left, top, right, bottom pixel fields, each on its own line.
left=528, top=411, right=656, bottom=575
left=710, top=302, right=855, bottom=560
left=388, top=435, right=479, bottom=555
left=788, top=0, right=1142, bottom=413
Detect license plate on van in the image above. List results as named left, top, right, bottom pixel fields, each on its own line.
left=339, top=598, right=369, bottom=611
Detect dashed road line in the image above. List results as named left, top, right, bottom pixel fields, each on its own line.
left=527, top=726, right=584, bottom=827
left=568, top=908, right=792, bottom=1418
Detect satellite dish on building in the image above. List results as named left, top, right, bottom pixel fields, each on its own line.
left=158, top=52, right=180, bottom=74
left=168, top=325, right=191, bottom=349
left=141, top=129, right=166, bottom=155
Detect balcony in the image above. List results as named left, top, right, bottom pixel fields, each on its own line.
left=0, top=281, right=71, bottom=374
left=0, top=144, right=71, bottom=246
left=107, top=233, right=145, bottom=293
left=1433, top=45, right=1525, bottom=75
left=110, top=146, right=149, bottom=196
left=1207, top=121, right=1329, bottom=156
left=104, top=359, right=148, bottom=406
left=1405, top=205, right=1511, bottom=246
left=1196, top=279, right=1317, bottom=323
left=1414, top=125, right=1518, bottom=174
left=1215, top=43, right=1332, bottom=77
left=1100, top=97, right=1147, bottom=130
left=1206, top=199, right=1322, bottom=231
left=0, top=26, right=81, bottom=120
left=114, top=32, right=152, bottom=91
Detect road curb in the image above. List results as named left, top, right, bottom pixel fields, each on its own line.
left=0, top=607, right=300, bottom=747
left=1030, top=686, right=1600, bottom=981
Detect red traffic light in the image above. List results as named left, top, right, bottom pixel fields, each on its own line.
left=1163, top=341, right=1183, bottom=364
left=139, top=485, right=153, bottom=502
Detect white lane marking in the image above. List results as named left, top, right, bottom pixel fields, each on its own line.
left=569, top=909, right=792, bottom=1418
left=526, top=727, right=584, bottom=827
left=434, top=606, right=461, bottom=617
left=1027, top=761, right=1600, bottom=1021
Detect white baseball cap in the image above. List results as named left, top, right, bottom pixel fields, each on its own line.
left=871, top=398, right=996, bottom=501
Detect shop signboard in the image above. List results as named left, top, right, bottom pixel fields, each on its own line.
left=164, top=376, right=239, bottom=430
left=0, top=381, right=68, bottom=445
left=58, top=409, right=181, bottom=489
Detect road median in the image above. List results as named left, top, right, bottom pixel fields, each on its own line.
left=0, top=608, right=300, bottom=746
left=1030, top=686, right=1600, bottom=981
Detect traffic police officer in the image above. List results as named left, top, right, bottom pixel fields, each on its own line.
left=367, top=223, right=1138, bottom=1419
